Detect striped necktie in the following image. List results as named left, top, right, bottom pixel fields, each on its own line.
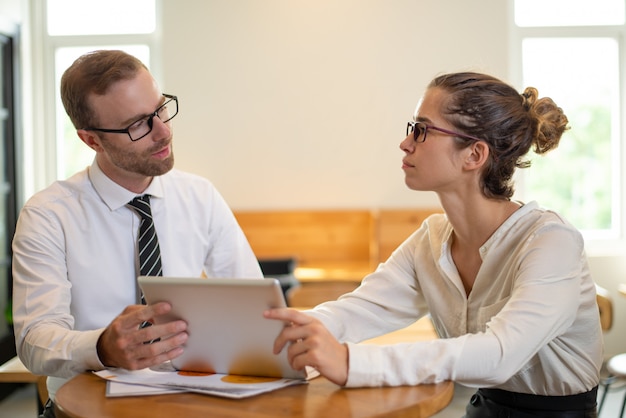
left=127, top=195, right=163, bottom=293
left=128, top=195, right=162, bottom=338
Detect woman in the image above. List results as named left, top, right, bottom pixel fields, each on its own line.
left=265, top=72, right=602, bottom=417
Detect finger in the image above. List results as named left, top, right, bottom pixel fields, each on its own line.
left=264, top=308, right=313, bottom=326
left=287, top=345, right=306, bottom=371
left=125, top=344, right=186, bottom=370
left=137, top=319, right=187, bottom=345
left=125, top=329, right=188, bottom=369
left=133, top=303, right=175, bottom=336
left=288, top=350, right=310, bottom=372
left=114, top=302, right=171, bottom=332
left=138, top=302, right=172, bottom=323
left=272, top=322, right=310, bottom=355
left=287, top=338, right=308, bottom=358
left=148, top=330, right=188, bottom=355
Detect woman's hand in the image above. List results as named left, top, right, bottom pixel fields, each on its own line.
left=264, top=308, right=348, bottom=386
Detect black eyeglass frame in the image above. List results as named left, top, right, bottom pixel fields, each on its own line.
left=406, top=120, right=483, bottom=143
left=83, top=94, right=178, bottom=141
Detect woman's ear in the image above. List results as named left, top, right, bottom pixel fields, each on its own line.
left=463, top=141, right=490, bottom=171
left=77, top=129, right=104, bottom=153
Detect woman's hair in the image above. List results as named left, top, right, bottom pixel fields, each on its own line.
left=428, top=72, right=568, bottom=199
left=60, top=50, right=148, bottom=129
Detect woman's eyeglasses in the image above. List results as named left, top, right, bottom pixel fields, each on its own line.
left=406, top=121, right=483, bottom=143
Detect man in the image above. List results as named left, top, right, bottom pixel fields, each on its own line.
left=12, top=50, right=262, bottom=415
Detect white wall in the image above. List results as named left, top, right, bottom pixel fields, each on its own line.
left=161, top=0, right=509, bottom=210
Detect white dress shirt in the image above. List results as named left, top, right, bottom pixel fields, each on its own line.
left=309, top=202, right=602, bottom=395
left=12, top=161, right=263, bottom=399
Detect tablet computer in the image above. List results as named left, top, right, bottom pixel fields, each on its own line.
left=138, top=276, right=305, bottom=380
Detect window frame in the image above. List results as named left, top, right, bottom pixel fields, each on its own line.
left=508, top=1, right=626, bottom=256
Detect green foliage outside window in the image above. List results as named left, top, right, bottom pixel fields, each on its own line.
left=525, top=104, right=612, bottom=230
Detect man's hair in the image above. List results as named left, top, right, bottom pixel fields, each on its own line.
left=60, top=50, right=148, bottom=129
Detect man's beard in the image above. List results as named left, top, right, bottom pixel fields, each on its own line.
left=104, top=138, right=175, bottom=177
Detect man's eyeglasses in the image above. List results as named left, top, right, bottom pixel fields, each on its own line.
left=84, top=94, right=179, bottom=141
left=406, top=121, right=483, bottom=143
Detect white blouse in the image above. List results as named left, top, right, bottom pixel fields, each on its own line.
left=309, top=202, right=602, bottom=395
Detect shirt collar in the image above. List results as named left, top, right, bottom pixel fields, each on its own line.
left=439, top=201, right=538, bottom=261
left=88, top=159, right=165, bottom=211
left=479, top=201, right=538, bottom=257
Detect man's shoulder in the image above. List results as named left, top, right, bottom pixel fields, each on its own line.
left=24, top=170, right=91, bottom=209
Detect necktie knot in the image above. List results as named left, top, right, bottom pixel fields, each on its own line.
left=127, top=195, right=153, bottom=221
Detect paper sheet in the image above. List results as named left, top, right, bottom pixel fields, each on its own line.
left=94, top=363, right=310, bottom=399
left=105, top=380, right=187, bottom=397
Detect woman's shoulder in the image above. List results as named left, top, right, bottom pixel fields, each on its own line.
left=509, top=201, right=584, bottom=246
left=518, top=201, right=579, bottom=229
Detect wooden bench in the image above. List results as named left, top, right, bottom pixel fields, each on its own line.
left=373, top=208, right=444, bottom=264
left=234, top=209, right=376, bottom=282
left=234, top=207, right=443, bottom=284
left=0, top=356, right=39, bottom=384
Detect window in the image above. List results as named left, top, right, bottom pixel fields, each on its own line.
left=47, top=0, right=155, bottom=35
left=40, top=0, right=158, bottom=180
left=512, top=0, right=626, bottom=250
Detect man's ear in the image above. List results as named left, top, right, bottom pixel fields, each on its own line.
left=463, top=141, right=490, bottom=171
left=77, top=129, right=104, bottom=153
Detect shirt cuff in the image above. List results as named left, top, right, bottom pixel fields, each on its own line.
left=344, top=342, right=383, bottom=387
left=79, top=328, right=107, bottom=371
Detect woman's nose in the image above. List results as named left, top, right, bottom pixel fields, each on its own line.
left=400, top=134, right=415, bottom=153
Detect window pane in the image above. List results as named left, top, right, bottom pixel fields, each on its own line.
left=47, top=0, right=156, bottom=35
left=515, top=0, right=625, bottom=27
left=55, top=46, right=150, bottom=179
left=521, top=38, right=619, bottom=235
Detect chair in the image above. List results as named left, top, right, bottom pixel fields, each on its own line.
left=597, top=285, right=626, bottom=417
left=37, top=375, right=49, bottom=409
left=596, top=285, right=613, bottom=332
left=286, top=281, right=360, bottom=308
left=258, top=257, right=299, bottom=299
left=601, top=354, right=626, bottom=417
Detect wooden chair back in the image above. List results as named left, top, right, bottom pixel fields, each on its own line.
left=596, top=285, right=613, bottom=331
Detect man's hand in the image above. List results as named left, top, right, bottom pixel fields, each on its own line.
left=97, top=302, right=188, bottom=370
left=264, top=308, right=348, bottom=386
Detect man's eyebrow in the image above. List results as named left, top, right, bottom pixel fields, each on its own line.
left=119, top=96, right=167, bottom=127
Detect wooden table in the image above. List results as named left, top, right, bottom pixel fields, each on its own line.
left=54, top=372, right=453, bottom=418
left=54, top=318, right=454, bottom=417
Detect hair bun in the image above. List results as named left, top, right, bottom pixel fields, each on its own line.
left=521, top=87, right=538, bottom=111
